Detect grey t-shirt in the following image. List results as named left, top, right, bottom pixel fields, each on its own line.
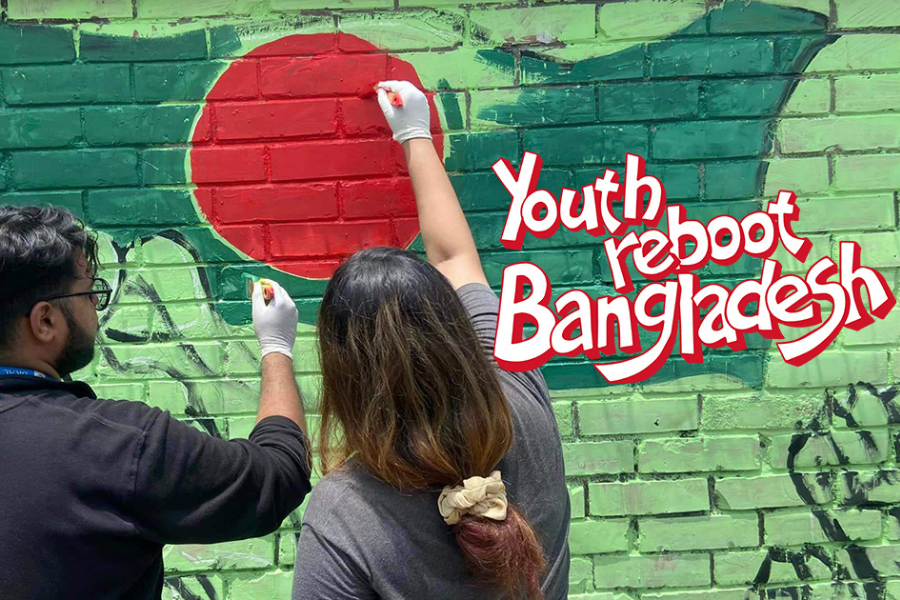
left=292, top=282, right=570, bottom=600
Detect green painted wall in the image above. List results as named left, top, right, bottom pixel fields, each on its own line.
left=2, top=0, right=900, bottom=598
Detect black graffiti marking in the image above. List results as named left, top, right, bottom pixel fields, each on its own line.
left=196, top=574, right=219, bottom=599
left=774, top=384, right=888, bottom=598
left=839, top=383, right=900, bottom=426
left=164, top=577, right=202, bottom=600
left=91, top=234, right=270, bottom=440
left=841, top=470, right=900, bottom=507
left=163, top=575, right=219, bottom=600
left=753, top=547, right=830, bottom=586
left=765, top=584, right=810, bottom=600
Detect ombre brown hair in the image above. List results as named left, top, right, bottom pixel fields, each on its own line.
left=317, top=247, right=546, bottom=599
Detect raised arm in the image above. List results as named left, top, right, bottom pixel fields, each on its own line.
left=376, top=80, right=488, bottom=290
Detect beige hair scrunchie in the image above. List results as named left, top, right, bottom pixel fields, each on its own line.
left=438, top=471, right=508, bottom=526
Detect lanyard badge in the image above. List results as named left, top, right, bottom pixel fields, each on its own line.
left=0, top=366, right=51, bottom=380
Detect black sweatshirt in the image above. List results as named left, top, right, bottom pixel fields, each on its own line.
left=0, top=374, right=312, bottom=599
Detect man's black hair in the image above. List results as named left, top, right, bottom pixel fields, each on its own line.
left=0, top=206, right=100, bottom=348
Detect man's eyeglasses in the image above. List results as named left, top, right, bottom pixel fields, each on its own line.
left=25, top=278, right=113, bottom=317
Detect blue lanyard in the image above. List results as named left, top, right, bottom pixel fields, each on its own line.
left=0, top=366, right=51, bottom=380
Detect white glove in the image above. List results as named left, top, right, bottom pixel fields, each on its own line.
left=376, top=80, right=432, bottom=143
left=252, top=279, right=298, bottom=359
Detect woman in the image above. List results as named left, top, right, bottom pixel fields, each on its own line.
left=292, top=80, right=570, bottom=599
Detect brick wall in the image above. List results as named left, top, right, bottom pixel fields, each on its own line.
left=2, top=0, right=900, bottom=598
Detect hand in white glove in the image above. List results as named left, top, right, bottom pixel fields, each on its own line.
left=376, top=80, right=432, bottom=144
left=252, top=279, right=298, bottom=359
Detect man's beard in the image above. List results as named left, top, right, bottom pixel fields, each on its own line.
left=56, top=303, right=96, bottom=378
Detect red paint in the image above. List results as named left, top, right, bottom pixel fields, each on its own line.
left=218, top=225, right=267, bottom=260
left=270, top=221, right=393, bottom=258
left=274, top=260, right=343, bottom=279
left=192, top=145, right=266, bottom=183
left=191, top=33, right=443, bottom=279
left=251, top=33, right=337, bottom=57
left=341, top=98, right=392, bottom=137
left=393, top=218, right=420, bottom=247
left=270, top=139, right=394, bottom=181
left=260, top=55, right=389, bottom=99
left=337, top=32, right=380, bottom=53
left=206, top=61, right=259, bottom=100
left=214, top=99, right=339, bottom=141
left=342, top=178, right=416, bottom=218
left=215, top=183, right=339, bottom=223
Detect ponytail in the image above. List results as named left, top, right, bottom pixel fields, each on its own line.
left=454, top=505, right=546, bottom=599
left=438, top=471, right=546, bottom=599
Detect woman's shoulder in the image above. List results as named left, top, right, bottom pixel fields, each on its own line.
left=303, top=463, right=393, bottom=526
left=304, top=463, right=443, bottom=531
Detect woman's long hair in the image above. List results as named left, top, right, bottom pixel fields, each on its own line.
left=317, top=247, right=546, bottom=599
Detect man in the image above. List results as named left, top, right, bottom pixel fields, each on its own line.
left=0, top=206, right=311, bottom=598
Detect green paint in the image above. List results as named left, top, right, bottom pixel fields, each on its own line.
left=652, top=120, right=773, bottom=160
left=640, top=514, right=758, bottom=551
left=436, top=78, right=465, bottom=131
left=0, top=190, right=84, bottom=217
left=716, top=474, right=833, bottom=510
left=0, top=24, right=75, bottom=64
left=579, top=398, right=699, bottom=435
left=598, top=0, right=707, bottom=41
left=3, top=64, right=131, bottom=105
left=709, top=0, right=827, bottom=32
left=399, top=48, right=516, bottom=90
left=450, top=168, right=570, bottom=212
left=639, top=437, right=761, bottom=473
left=83, top=105, right=203, bottom=146
left=593, top=554, right=710, bottom=589
left=600, top=81, right=700, bottom=121
left=768, top=429, right=890, bottom=467
left=7, top=0, right=132, bottom=19
left=12, top=149, right=138, bottom=189
left=142, top=149, right=190, bottom=184
left=780, top=115, right=900, bottom=154
left=590, top=479, right=709, bottom=516
left=704, top=161, right=766, bottom=200
left=0, top=108, right=81, bottom=150
left=783, top=77, right=831, bottom=115
left=715, top=548, right=831, bottom=585
left=808, top=34, right=900, bottom=72
left=521, top=44, right=645, bottom=85
left=473, top=86, right=597, bottom=128
left=563, top=441, right=634, bottom=476
left=524, top=124, right=649, bottom=165
left=339, top=11, right=464, bottom=51
left=569, top=519, right=629, bottom=555
left=134, top=63, right=230, bottom=102
left=468, top=5, right=596, bottom=46
left=765, top=510, right=881, bottom=545
left=443, top=131, right=519, bottom=172
left=80, top=30, right=208, bottom=62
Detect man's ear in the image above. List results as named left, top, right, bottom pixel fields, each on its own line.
left=28, top=302, right=64, bottom=344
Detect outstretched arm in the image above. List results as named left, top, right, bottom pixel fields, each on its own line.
left=253, top=280, right=307, bottom=437
left=377, top=81, right=488, bottom=290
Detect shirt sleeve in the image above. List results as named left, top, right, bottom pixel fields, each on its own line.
left=292, top=523, right=375, bottom=600
left=455, top=282, right=554, bottom=413
left=128, top=412, right=312, bottom=545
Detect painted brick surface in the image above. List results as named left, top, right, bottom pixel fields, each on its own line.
left=1, top=0, right=900, bottom=598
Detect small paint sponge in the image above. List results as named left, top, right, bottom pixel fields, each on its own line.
left=246, top=277, right=275, bottom=303
left=367, top=85, right=403, bottom=107
left=387, top=91, right=404, bottom=107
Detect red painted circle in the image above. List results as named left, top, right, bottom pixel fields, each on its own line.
left=190, top=33, right=444, bottom=279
